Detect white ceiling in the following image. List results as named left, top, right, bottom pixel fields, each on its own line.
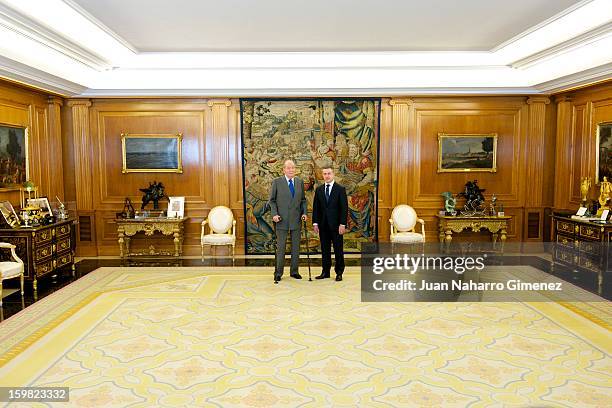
left=71, top=0, right=580, bottom=52
left=0, top=0, right=610, bottom=96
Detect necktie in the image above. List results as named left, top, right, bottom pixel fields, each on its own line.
left=289, top=179, right=295, bottom=197
left=325, top=184, right=330, bottom=202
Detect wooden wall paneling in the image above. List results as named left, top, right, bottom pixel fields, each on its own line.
left=405, top=97, right=527, bottom=241
left=389, top=99, right=414, bottom=206
left=206, top=99, right=232, bottom=206
left=229, top=100, right=245, bottom=250
left=523, top=96, right=550, bottom=240
left=377, top=98, right=394, bottom=242
left=553, top=95, right=573, bottom=210
left=0, top=80, right=63, bottom=212
left=47, top=97, right=64, bottom=203
left=66, top=99, right=96, bottom=256
left=553, top=82, right=612, bottom=216
left=86, top=99, right=210, bottom=256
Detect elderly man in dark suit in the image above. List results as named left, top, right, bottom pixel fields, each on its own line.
left=312, top=167, right=348, bottom=281
left=269, top=159, right=307, bottom=283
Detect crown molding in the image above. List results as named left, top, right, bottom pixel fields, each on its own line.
left=511, top=21, right=612, bottom=69
left=0, top=2, right=111, bottom=71
left=534, top=62, right=612, bottom=93
left=61, top=0, right=138, bottom=54
left=76, top=87, right=542, bottom=98
left=0, top=55, right=85, bottom=95
left=491, top=0, right=594, bottom=52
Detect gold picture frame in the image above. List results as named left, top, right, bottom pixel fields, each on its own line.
left=121, top=133, right=183, bottom=174
left=595, top=121, right=612, bottom=184
left=0, top=124, right=29, bottom=191
left=437, top=133, right=497, bottom=173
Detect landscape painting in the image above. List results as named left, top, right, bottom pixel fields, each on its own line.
left=596, top=122, right=612, bottom=183
left=121, top=133, right=183, bottom=173
left=0, top=124, right=28, bottom=190
left=241, top=99, right=380, bottom=254
left=438, top=133, right=497, bottom=173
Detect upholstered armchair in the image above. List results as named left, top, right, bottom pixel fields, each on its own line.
left=389, top=205, right=425, bottom=250
left=201, top=206, right=236, bottom=261
left=0, top=242, right=24, bottom=307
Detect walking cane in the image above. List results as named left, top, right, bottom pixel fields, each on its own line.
left=303, top=219, right=312, bottom=281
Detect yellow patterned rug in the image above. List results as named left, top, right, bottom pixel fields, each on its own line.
left=0, top=266, right=610, bottom=407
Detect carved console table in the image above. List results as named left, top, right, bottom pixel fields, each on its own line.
left=115, top=217, right=188, bottom=258
left=436, top=215, right=511, bottom=248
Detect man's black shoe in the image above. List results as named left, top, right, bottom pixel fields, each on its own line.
left=291, top=274, right=303, bottom=279
left=335, top=275, right=343, bottom=281
left=315, top=273, right=330, bottom=280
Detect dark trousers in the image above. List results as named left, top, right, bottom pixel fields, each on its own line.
left=320, top=220, right=345, bottom=276
left=275, top=227, right=301, bottom=278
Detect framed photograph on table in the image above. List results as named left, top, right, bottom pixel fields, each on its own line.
left=167, top=196, right=185, bottom=218
left=438, top=133, right=497, bottom=173
left=121, top=133, right=183, bottom=173
left=0, top=124, right=28, bottom=191
left=0, top=200, right=20, bottom=228
left=27, top=196, right=52, bottom=216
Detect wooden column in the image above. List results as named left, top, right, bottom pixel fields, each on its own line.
left=66, top=99, right=93, bottom=210
left=524, top=96, right=550, bottom=241
left=525, top=96, right=550, bottom=207
left=389, top=98, right=414, bottom=205
left=47, top=96, right=64, bottom=202
left=206, top=99, right=232, bottom=206
left=553, top=95, right=573, bottom=210
left=66, top=99, right=96, bottom=255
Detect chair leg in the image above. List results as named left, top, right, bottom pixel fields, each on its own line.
left=20, top=273, right=24, bottom=296
left=232, top=244, right=235, bottom=266
left=0, top=280, right=3, bottom=307
left=201, top=244, right=204, bottom=261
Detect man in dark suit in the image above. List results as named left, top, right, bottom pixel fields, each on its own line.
left=312, top=167, right=348, bottom=281
left=269, top=159, right=307, bottom=284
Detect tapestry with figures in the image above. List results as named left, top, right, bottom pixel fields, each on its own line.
left=241, top=99, right=380, bottom=254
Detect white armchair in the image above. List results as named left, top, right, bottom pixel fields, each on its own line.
left=201, top=206, right=236, bottom=261
left=0, top=242, right=24, bottom=307
left=389, top=205, right=425, bottom=249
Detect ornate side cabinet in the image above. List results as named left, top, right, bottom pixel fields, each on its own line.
left=552, top=215, right=612, bottom=292
left=0, top=219, right=76, bottom=290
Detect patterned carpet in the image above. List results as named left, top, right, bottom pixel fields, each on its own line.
left=0, top=266, right=610, bottom=407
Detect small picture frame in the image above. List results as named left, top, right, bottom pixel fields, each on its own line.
left=167, top=196, right=185, bottom=218
left=601, top=209, right=609, bottom=221
left=576, top=207, right=588, bottom=216
left=27, top=196, right=52, bottom=216
left=0, top=200, right=20, bottom=228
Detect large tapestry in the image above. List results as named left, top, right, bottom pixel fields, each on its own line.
left=241, top=99, right=380, bottom=254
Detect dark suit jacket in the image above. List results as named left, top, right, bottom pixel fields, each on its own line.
left=312, top=182, right=348, bottom=230
left=269, top=176, right=307, bottom=230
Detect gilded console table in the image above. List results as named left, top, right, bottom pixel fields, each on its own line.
left=116, top=217, right=188, bottom=258
left=436, top=215, right=511, bottom=247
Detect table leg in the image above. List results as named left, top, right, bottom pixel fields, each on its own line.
left=174, top=231, right=180, bottom=257
left=444, top=228, right=453, bottom=245
left=125, top=237, right=131, bottom=257
left=118, top=227, right=125, bottom=258
left=500, top=228, right=507, bottom=251
left=438, top=224, right=445, bottom=243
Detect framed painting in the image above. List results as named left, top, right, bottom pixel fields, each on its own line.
left=0, top=200, right=20, bottom=228
left=596, top=122, right=612, bottom=183
left=27, top=196, right=52, bottom=216
left=438, top=133, right=497, bottom=173
left=0, top=124, right=28, bottom=191
left=121, top=133, right=183, bottom=173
